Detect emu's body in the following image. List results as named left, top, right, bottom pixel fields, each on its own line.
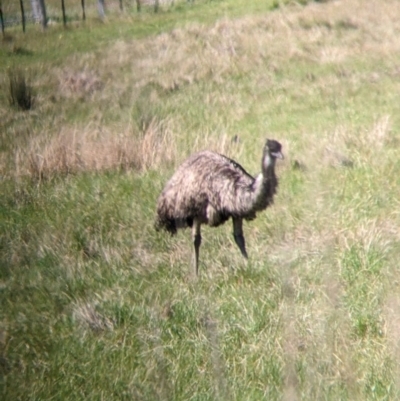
left=155, top=139, right=283, bottom=275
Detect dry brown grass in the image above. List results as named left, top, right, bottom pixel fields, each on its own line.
left=59, top=69, right=104, bottom=99
left=93, top=0, right=400, bottom=92
left=11, top=118, right=176, bottom=180
left=72, top=302, right=114, bottom=332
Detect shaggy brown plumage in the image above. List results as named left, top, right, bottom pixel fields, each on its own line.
left=155, top=139, right=283, bottom=276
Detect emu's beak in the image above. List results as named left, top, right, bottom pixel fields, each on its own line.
left=272, top=151, right=284, bottom=160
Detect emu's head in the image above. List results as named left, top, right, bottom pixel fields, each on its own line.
left=262, top=139, right=284, bottom=170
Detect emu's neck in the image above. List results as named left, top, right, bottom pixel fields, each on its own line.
left=249, top=153, right=277, bottom=211
left=261, top=152, right=276, bottom=178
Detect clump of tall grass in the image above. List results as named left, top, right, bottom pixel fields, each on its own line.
left=25, top=118, right=177, bottom=180
left=8, top=69, right=35, bottom=111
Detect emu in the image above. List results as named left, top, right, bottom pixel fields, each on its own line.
left=155, top=139, right=283, bottom=276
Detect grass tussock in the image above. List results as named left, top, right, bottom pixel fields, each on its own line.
left=17, top=118, right=176, bottom=179
left=8, top=69, right=35, bottom=110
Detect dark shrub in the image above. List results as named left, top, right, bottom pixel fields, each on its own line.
left=8, top=70, right=35, bottom=111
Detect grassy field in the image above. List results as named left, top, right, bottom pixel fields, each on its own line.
left=2, top=0, right=400, bottom=399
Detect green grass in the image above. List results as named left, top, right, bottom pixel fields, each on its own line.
left=2, top=0, right=400, bottom=399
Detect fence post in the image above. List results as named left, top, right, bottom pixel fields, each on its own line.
left=31, top=0, right=47, bottom=28
left=61, top=0, right=66, bottom=26
left=38, top=0, right=47, bottom=29
left=136, top=0, right=141, bottom=12
left=81, top=0, right=86, bottom=20
left=0, top=1, right=5, bottom=37
left=98, top=0, right=105, bottom=20
left=20, top=0, right=26, bottom=32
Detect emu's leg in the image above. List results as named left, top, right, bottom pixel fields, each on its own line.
left=192, top=220, right=202, bottom=276
left=233, top=218, right=248, bottom=259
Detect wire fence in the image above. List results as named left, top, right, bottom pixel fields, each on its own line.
left=0, top=0, right=191, bottom=33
